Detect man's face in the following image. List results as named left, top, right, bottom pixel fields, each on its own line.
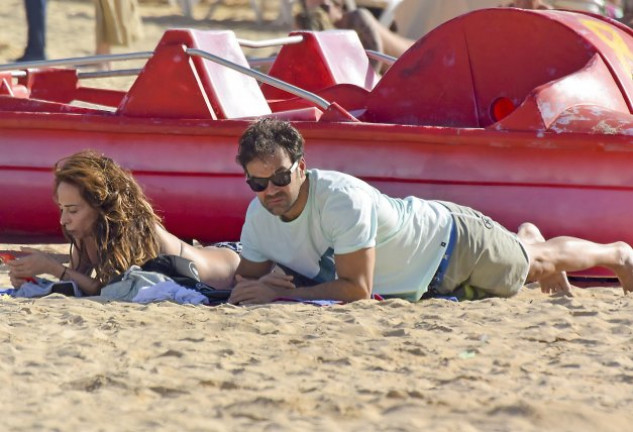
left=244, top=148, right=306, bottom=220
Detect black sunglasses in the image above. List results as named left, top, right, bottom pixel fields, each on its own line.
left=246, top=160, right=299, bottom=192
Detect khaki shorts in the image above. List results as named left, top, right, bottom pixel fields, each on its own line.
left=96, top=0, right=143, bottom=46
left=435, top=201, right=529, bottom=298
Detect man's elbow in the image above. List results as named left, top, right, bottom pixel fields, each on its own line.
left=347, top=281, right=372, bottom=301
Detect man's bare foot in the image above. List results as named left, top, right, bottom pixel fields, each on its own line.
left=611, top=241, right=633, bottom=294
left=539, top=272, right=573, bottom=296
left=518, top=222, right=574, bottom=296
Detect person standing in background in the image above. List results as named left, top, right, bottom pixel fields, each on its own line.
left=17, top=0, right=47, bottom=62
left=95, top=0, right=143, bottom=65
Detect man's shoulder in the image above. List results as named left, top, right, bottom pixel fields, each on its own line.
left=309, top=169, right=373, bottom=193
left=309, top=169, right=380, bottom=212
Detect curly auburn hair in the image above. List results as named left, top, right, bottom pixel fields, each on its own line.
left=54, top=151, right=163, bottom=286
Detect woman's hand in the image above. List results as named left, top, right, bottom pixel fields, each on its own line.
left=7, top=247, right=63, bottom=281
left=9, top=273, right=29, bottom=289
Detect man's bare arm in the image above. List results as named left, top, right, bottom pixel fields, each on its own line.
left=235, top=257, right=275, bottom=280
left=229, top=247, right=375, bottom=304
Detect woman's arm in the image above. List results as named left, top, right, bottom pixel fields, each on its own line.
left=7, top=246, right=101, bottom=295
left=57, top=265, right=101, bottom=296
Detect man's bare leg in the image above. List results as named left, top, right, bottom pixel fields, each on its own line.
left=522, top=228, right=633, bottom=295
left=517, top=222, right=573, bottom=295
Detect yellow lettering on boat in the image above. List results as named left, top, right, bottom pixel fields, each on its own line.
left=581, top=18, right=633, bottom=76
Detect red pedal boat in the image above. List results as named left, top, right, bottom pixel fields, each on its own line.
left=1, top=8, right=633, bottom=250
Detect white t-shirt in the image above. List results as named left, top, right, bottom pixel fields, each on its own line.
left=240, top=169, right=452, bottom=301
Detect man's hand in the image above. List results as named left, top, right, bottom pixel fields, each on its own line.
left=229, top=273, right=296, bottom=305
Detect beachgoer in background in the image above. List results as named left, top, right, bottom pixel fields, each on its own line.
left=620, top=0, right=633, bottom=24
left=95, top=0, right=143, bottom=65
left=7, top=151, right=239, bottom=295
left=16, top=0, right=47, bottom=62
left=295, top=0, right=414, bottom=58
left=229, top=119, right=633, bottom=305
left=506, top=0, right=552, bottom=9
left=294, top=0, right=554, bottom=60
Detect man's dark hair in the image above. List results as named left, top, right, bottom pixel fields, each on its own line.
left=236, top=118, right=304, bottom=168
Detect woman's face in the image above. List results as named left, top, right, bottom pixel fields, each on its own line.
left=56, top=181, right=99, bottom=241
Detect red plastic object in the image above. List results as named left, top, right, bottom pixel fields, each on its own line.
left=263, top=31, right=379, bottom=100
left=494, top=53, right=629, bottom=131
left=268, top=83, right=370, bottom=113
left=118, top=43, right=217, bottom=119
left=0, top=72, right=29, bottom=98
left=491, top=97, right=515, bottom=122
left=364, top=8, right=633, bottom=127
left=0, top=252, right=16, bottom=264
left=0, top=78, right=14, bottom=96
left=0, top=252, right=36, bottom=282
left=120, top=29, right=271, bottom=119
left=22, top=68, right=79, bottom=104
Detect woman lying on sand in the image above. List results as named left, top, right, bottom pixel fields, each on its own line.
left=7, top=151, right=239, bottom=295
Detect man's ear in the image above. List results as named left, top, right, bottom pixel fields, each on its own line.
left=299, top=157, right=307, bottom=177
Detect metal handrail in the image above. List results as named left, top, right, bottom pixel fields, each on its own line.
left=8, top=56, right=279, bottom=79
left=0, top=35, right=305, bottom=73
left=366, top=50, right=396, bottom=65
left=237, top=35, right=303, bottom=48
left=186, top=47, right=332, bottom=111
left=247, top=56, right=277, bottom=68
left=78, top=68, right=142, bottom=79
left=0, top=51, right=154, bottom=72
left=1, top=36, right=393, bottom=83
left=249, top=50, right=396, bottom=70
left=9, top=50, right=392, bottom=80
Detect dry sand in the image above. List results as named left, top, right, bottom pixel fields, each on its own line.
left=1, top=279, right=632, bottom=431
left=2, top=1, right=633, bottom=431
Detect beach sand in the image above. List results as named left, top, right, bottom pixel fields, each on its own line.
left=2, top=278, right=633, bottom=431
left=2, top=1, right=633, bottom=431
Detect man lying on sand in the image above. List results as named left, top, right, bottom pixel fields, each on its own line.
left=229, top=119, right=633, bottom=305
